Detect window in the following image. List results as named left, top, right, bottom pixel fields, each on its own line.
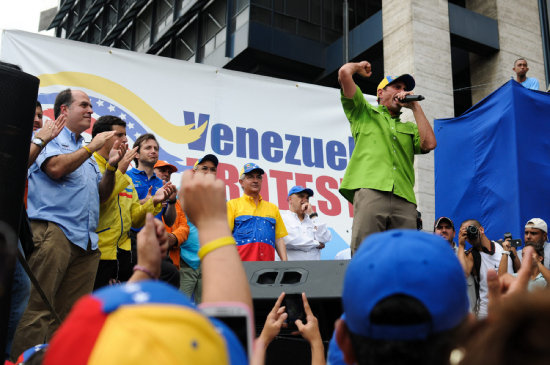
left=154, top=0, right=174, bottom=41
left=103, top=2, right=119, bottom=38
left=135, top=5, right=152, bottom=51
left=120, top=0, right=135, bottom=16
left=91, top=20, right=102, bottom=44
left=118, top=25, right=134, bottom=50
left=175, top=18, right=197, bottom=61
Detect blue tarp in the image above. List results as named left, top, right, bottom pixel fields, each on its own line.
left=434, top=80, right=550, bottom=243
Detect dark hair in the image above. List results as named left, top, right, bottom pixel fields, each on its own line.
left=525, top=242, right=545, bottom=264
left=348, top=295, right=461, bottom=365
left=92, top=115, right=126, bottom=138
left=36, top=100, right=42, bottom=109
left=132, top=133, right=158, bottom=167
left=54, top=88, right=73, bottom=119
left=460, top=219, right=482, bottom=228
left=514, top=58, right=527, bottom=66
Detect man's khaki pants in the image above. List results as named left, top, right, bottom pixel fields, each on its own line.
left=179, top=259, right=202, bottom=304
left=10, top=221, right=100, bottom=359
left=351, top=189, right=417, bottom=254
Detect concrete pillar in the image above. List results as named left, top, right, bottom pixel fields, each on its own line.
left=468, top=0, right=546, bottom=103
left=382, top=0, right=455, bottom=229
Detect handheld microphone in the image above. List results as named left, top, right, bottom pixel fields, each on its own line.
left=400, top=95, right=425, bottom=102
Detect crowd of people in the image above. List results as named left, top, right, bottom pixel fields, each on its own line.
left=2, top=56, right=549, bottom=365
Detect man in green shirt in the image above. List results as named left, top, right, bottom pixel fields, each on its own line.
left=338, top=61, right=437, bottom=254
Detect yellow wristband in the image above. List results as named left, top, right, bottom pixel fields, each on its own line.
left=198, top=236, right=236, bottom=261
left=83, top=145, right=93, bottom=156
left=106, top=162, right=116, bottom=172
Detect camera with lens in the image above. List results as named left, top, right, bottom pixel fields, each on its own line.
left=466, top=225, right=479, bottom=240
left=503, top=232, right=522, bottom=248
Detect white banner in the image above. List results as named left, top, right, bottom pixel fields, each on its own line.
left=1, top=30, right=377, bottom=259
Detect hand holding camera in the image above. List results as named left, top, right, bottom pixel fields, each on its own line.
left=466, top=225, right=479, bottom=241
left=458, top=225, right=479, bottom=247
left=503, top=232, right=522, bottom=248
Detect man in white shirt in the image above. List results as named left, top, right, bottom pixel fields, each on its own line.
left=280, top=186, right=332, bottom=260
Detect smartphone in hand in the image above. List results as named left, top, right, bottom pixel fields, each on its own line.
left=200, top=302, right=254, bottom=357
left=283, top=293, right=306, bottom=330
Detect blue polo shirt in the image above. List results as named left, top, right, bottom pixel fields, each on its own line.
left=27, top=127, right=102, bottom=250
left=128, top=167, right=165, bottom=231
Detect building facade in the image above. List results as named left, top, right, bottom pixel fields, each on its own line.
left=49, top=0, right=549, bottom=228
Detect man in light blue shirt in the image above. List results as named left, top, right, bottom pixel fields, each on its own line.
left=11, top=89, right=124, bottom=358
left=513, top=58, right=540, bottom=90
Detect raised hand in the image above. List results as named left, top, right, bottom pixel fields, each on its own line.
left=118, top=146, right=138, bottom=174
left=152, top=182, right=176, bottom=205
left=294, top=293, right=321, bottom=343
left=179, top=169, right=227, bottom=232
left=259, top=292, right=288, bottom=346
left=140, top=186, right=153, bottom=205
left=165, top=181, right=177, bottom=201
left=131, top=213, right=167, bottom=281
left=294, top=293, right=325, bottom=365
left=487, top=245, right=534, bottom=316
left=458, top=226, right=467, bottom=247
left=107, top=140, right=126, bottom=167
left=87, top=130, right=116, bottom=152
left=35, top=114, right=66, bottom=143
left=395, top=90, right=416, bottom=109
left=356, top=60, right=372, bottom=78
left=301, top=202, right=314, bottom=216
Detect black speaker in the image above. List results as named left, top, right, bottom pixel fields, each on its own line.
left=0, top=62, right=38, bottom=234
left=244, top=260, right=348, bottom=365
left=0, top=61, right=40, bottom=354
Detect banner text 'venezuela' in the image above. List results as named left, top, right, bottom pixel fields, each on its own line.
left=185, top=111, right=355, bottom=218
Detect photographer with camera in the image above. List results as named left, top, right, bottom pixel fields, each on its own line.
left=517, top=218, right=550, bottom=269
left=457, top=219, right=514, bottom=318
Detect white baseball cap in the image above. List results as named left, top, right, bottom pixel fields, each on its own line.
left=525, top=218, right=548, bottom=233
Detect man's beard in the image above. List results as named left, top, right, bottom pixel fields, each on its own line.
left=526, top=239, right=544, bottom=249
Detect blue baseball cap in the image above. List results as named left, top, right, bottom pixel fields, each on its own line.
left=194, top=154, right=219, bottom=168
left=240, top=162, right=264, bottom=176
left=377, top=74, right=415, bottom=92
left=288, top=185, right=314, bottom=197
left=342, top=229, right=468, bottom=341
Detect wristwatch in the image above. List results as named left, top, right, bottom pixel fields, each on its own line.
left=32, top=137, right=45, bottom=148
